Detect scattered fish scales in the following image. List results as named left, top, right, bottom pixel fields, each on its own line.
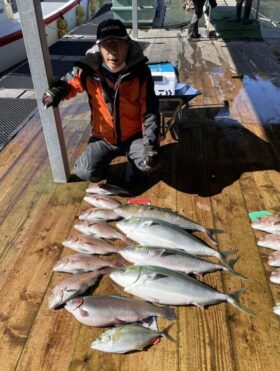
left=65, top=295, right=176, bottom=327
left=53, top=253, right=118, bottom=274
left=257, top=233, right=280, bottom=250
left=62, top=235, right=119, bottom=255
left=48, top=270, right=105, bottom=309
left=251, top=212, right=280, bottom=233
left=110, top=265, right=254, bottom=316
left=118, top=245, right=246, bottom=279
left=86, top=182, right=131, bottom=196
left=116, top=217, right=234, bottom=267
left=74, top=220, right=128, bottom=241
left=91, top=323, right=174, bottom=353
left=79, top=208, right=121, bottom=222
left=83, top=194, right=122, bottom=209
left=114, top=204, right=222, bottom=245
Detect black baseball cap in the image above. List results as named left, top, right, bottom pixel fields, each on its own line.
left=96, top=18, right=129, bottom=44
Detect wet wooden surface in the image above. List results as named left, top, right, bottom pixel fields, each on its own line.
left=1, top=24, right=280, bottom=371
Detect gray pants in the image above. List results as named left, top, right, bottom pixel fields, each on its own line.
left=74, top=135, right=152, bottom=182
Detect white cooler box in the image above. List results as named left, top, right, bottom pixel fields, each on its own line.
left=148, top=63, right=177, bottom=96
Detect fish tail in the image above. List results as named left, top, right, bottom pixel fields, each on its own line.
left=161, top=323, right=176, bottom=343
left=223, top=257, right=247, bottom=280
left=205, top=228, right=225, bottom=245
left=218, top=248, right=238, bottom=264
left=160, top=306, right=177, bottom=320
left=227, top=288, right=255, bottom=316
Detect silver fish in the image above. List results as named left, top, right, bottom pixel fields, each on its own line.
left=252, top=213, right=280, bottom=233
left=62, top=235, right=119, bottom=255
left=270, top=268, right=280, bottom=284
left=273, top=303, right=280, bottom=316
left=48, top=270, right=105, bottom=309
left=65, top=295, right=176, bottom=326
left=74, top=220, right=128, bottom=241
left=268, top=250, right=280, bottom=267
left=257, top=234, right=280, bottom=250
left=116, top=217, right=234, bottom=266
left=79, top=208, right=121, bottom=222
left=118, top=245, right=245, bottom=279
left=84, top=194, right=122, bottom=209
left=91, top=323, right=174, bottom=353
left=110, top=265, right=254, bottom=316
left=114, top=204, right=223, bottom=245
left=86, top=182, right=131, bottom=196
left=53, top=253, right=118, bottom=274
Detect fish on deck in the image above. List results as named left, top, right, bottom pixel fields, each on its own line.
left=53, top=254, right=119, bottom=274
left=48, top=270, right=107, bottom=309
left=110, top=265, right=254, bottom=316
left=74, top=220, right=128, bottom=242
left=270, top=268, right=280, bottom=284
left=62, top=235, right=120, bottom=255
left=268, top=250, right=280, bottom=267
left=118, top=245, right=245, bottom=279
left=83, top=194, right=122, bottom=209
left=86, top=181, right=131, bottom=196
left=64, top=295, right=176, bottom=327
left=116, top=217, right=236, bottom=267
left=114, top=204, right=223, bottom=245
left=252, top=213, right=280, bottom=233
left=91, top=323, right=174, bottom=353
left=257, top=233, right=280, bottom=250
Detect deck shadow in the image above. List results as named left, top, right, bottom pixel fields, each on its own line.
left=105, top=105, right=280, bottom=197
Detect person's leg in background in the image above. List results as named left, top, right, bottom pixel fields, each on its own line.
left=236, top=0, right=244, bottom=21
left=243, top=0, right=253, bottom=24
left=188, top=0, right=205, bottom=39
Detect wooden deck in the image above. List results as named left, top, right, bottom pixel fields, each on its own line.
left=1, top=26, right=280, bottom=370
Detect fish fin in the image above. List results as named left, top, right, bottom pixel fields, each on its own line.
left=148, top=273, right=169, bottom=281
left=221, top=249, right=238, bottom=259
left=219, top=249, right=237, bottom=267
left=204, top=228, right=225, bottom=245
left=79, top=309, right=89, bottom=317
left=157, top=249, right=176, bottom=257
left=142, top=220, right=160, bottom=227
left=228, top=288, right=255, bottom=316
left=163, top=306, right=177, bottom=320
left=161, top=323, right=176, bottom=343
left=224, top=257, right=247, bottom=280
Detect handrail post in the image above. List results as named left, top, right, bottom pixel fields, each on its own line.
left=17, top=0, right=70, bottom=183
left=132, top=0, right=138, bottom=39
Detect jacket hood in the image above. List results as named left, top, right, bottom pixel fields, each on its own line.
left=76, top=40, right=148, bottom=73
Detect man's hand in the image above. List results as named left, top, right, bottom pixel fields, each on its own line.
left=143, top=145, right=159, bottom=171
left=42, top=80, right=69, bottom=109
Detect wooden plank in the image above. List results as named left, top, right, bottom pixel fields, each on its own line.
left=0, top=182, right=86, bottom=371
left=176, top=40, right=234, bottom=371
left=206, top=118, right=280, bottom=370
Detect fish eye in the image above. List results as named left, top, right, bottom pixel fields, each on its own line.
left=120, top=268, right=125, bottom=273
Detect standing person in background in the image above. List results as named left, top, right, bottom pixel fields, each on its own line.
left=236, top=0, right=253, bottom=24
left=42, top=19, right=160, bottom=188
left=187, top=0, right=217, bottom=40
